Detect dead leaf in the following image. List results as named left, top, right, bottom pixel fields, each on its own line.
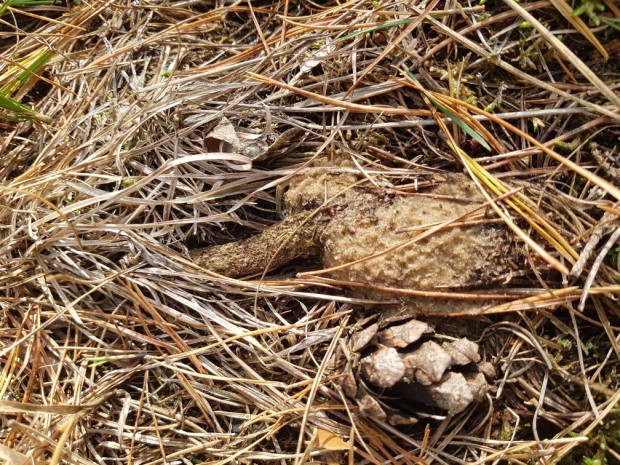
left=203, top=117, right=268, bottom=158
left=314, top=427, right=352, bottom=451
left=204, top=117, right=241, bottom=152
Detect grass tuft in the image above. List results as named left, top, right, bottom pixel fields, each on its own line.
left=0, top=1, right=618, bottom=464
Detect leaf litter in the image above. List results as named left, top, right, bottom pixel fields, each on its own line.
left=0, top=1, right=619, bottom=464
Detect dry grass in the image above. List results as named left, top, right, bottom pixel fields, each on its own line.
left=1, top=0, right=619, bottom=464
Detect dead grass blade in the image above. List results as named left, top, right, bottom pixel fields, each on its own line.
left=1, top=1, right=618, bottom=464
left=421, top=8, right=620, bottom=122
left=548, top=0, right=608, bottom=60
left=426, top=87, right=620, bottom=201
left=250, top=72, right=433, bottom=117
left=341, top=0, right=440, bottom=99
left=0, top=400, right=97, bottom=414
left=501, top=0, right=620, bottom=108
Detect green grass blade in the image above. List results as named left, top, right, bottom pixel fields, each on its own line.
left=0, top=94, right=35, bottom=114
left=0, top=50, right=53, bottom=97
left=430, top=99, right=491, bottom=151
left=404, top=68, right=491, bottom=151
left=0, top=94, right=51, bottom=121
left=601, top=17, right=620, bottom=31
left=0, top=0, right=60, bottom=16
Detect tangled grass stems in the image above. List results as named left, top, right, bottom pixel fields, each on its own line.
left=1, top=0, right=619, bottom=464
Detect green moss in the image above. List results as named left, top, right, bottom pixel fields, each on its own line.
left=559, top=413, right=620, bottom=465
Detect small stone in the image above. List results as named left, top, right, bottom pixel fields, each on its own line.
left=361, top=347, right=405, bottom=388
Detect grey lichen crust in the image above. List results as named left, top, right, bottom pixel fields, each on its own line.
left=190, top=169, right=513, bottom=305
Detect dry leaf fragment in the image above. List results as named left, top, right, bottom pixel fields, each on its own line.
left=204, top=117, right=268, bottom=158
left=402, top=341, right=452, bottom=385
left=361, top=347, right=405, bottom=388
left=379, top=319, right=433, bottom=348
left=204, top=117, right=242, bottom=151
left=314, top=427, right=352, bottom=451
